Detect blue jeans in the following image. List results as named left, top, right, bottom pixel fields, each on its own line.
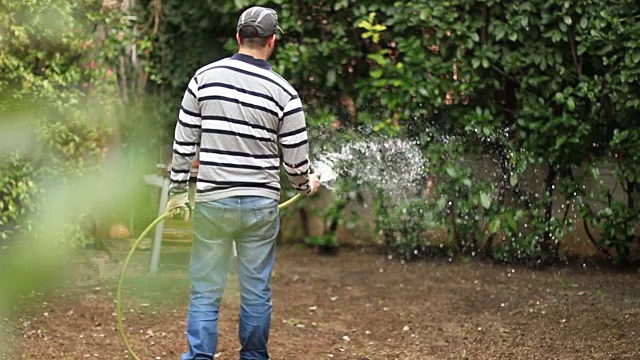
left=181, top=196, right=279, bottom=360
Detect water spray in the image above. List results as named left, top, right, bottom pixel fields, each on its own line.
left=311, top=137, right=427, bottom=203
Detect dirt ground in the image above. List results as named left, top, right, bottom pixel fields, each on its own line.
left=4, top=244, right=640, bottom=360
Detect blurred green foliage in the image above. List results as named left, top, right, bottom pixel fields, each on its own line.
left=0, top=154, right=38, bottom=240
left=1, top=0, right=111, bottom=241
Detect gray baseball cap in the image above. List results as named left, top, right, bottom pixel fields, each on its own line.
left=237, top=6, right=283, bottom=38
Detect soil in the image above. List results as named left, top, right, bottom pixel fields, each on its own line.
left=4, top=245, right=640, bottom=360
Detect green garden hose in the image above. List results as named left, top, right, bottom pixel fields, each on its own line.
left=116, top=193, right=301, bottom=360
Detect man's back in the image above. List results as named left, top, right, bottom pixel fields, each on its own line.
left=170, top=53, right=311, bottom=201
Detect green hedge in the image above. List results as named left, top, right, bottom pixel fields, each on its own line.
left=138, top=0, right=640, bottom=264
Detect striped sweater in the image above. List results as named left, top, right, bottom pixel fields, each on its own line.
left=169, top=53, right=310, bottom=202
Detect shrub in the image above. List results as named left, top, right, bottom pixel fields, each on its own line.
left=580, top=126, right=640, bottom=264
left=376, top=197, right=447, bottom=260
left=0, top=0, right=125, bottom=246
left=0, top=155, right=39, bottom=242
left=139, top=0, right=640, bottom=265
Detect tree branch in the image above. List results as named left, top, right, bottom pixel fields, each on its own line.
left=568, top=27, right=582, bottom=79
left=152, top=0, right=162, bottom=36
left=491, top=64, right=521, bottom=85
left=617, top=155, right=629, bottom=194
left=583, top=218, right=611, bottom=258
left=481, top=4, right=487, bottom=44
left=497, top=105, right=517, bottom=117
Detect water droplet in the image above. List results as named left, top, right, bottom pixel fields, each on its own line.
left=312, top=137, right=428, bottom=205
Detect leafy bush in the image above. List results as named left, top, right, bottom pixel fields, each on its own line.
left=355, top=1, right=640, bottom=264
left=139, top=0, right=640, bottom=265
left=0, top=155, right=39, bottom=241
left=376, top=197, right=446, bottom=260
left=580, top=126, right=640, bottom=263
left=0, top=0, right=127, bottom=245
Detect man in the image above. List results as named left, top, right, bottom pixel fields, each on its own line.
left=166, top=6, right=321, bottom=360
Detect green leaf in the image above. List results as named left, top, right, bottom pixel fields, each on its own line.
left=480, top=192, right=492, bottom=209
left=559, top=22, right=567, bottom=32
left=612, top=129, right=630, bottom=143
left=489, top=217, right=501, bottom=234
left=334, top=0, right=349, bottom=10
left=509, top=174, right=518, bottom=187
left=598, top=44, right=613, bottom=56
left=472, top=58, right=481, bottom=68
left=446, top=166, right=458, bottom=178
left=326, top=69, right=337, bottom=86
left=357, top=20, right=371, bottom=30
left=564, top=16, right=572, bottom=25
left=577, top=44, right=587, bottom=55
left=580, top=17, right=588, bottom=29
left=626, top=99, right=640, bottom=108
left=495, top=26, right=506, bottom=41
left=368, top=12, right=376, bottom=23
left=556, top=136, right=567, bottom=147
left=555, top=52, right=563, bottom=64
left=567, top=97, right=576, bottom=110
left=506, top=215, right=518, bottom=233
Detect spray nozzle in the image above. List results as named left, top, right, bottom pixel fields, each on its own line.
left=313, top=160, right=338, bottom=190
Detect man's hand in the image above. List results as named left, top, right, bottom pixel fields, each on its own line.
left=166, top=191, right=192, bottom=221
left=306, top=171, right=322, bottom=196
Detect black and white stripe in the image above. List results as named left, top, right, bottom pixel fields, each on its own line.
left=169, top=54, right=310, bottom=201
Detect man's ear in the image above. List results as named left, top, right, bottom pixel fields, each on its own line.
left=269, top=34, right=276, bottom=47
left=236, top=33, right=242, bottom=46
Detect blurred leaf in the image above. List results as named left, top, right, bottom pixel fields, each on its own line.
left=489, top=217, right=501, bottom=234
left=480, top=192, right=492, bottom=209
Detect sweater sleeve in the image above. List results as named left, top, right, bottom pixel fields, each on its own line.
left=169, top=76, right=201, bottom=195
left=279, top=94, right=311, bottom=194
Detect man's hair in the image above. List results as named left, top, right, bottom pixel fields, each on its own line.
left=240, top=36, right=271, bottom=49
